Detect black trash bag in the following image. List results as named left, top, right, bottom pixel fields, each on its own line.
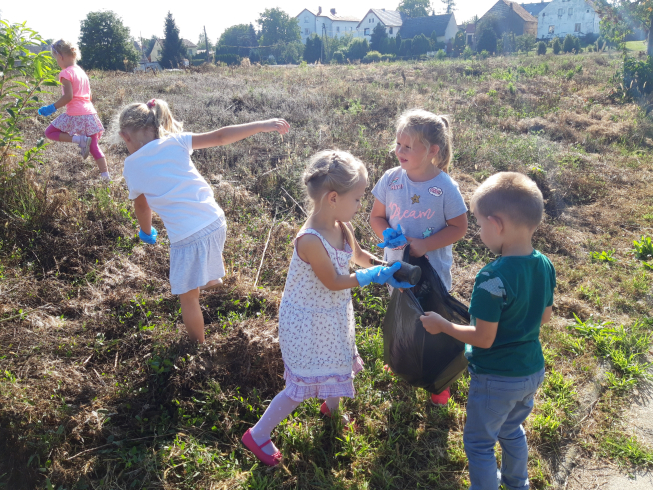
left=383, top=245, right=470, bottom=394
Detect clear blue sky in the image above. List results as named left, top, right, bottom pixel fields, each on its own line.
left=3, top=1, right=501, bottom=47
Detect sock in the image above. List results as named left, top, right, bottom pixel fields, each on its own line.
left=251, top=392, right=300, bottom=455
left=72, top=135, right=82, bottom=144
left=325, top=397, right=340, bottom=413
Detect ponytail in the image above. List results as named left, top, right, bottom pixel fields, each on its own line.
left=117, top=98, right=183, bottom=139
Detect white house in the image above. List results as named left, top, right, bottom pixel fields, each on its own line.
left=534, top=0, right=600, bottom=39
left=150, top=38, right=198, bottom=62
left=358, top=8, right=404, bottom=40
left=296, top=7, right=360, bottom=43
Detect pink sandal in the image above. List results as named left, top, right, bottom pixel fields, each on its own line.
left=241, top=428, right=282, bottom=467
left=320, top=402, right=355, bottom=430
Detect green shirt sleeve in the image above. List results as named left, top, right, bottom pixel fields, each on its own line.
left=546, top=257, right=556, bottom=307
left=468, top=269, right=507, bottom=323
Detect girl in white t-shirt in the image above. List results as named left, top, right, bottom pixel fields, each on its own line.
left=117, top=98, right=289, bottom=342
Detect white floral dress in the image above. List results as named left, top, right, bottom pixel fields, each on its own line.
left=278, top=228, right=364, bottom=402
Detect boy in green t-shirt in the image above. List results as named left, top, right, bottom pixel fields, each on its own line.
left=420, top=172, right=556, bottom=490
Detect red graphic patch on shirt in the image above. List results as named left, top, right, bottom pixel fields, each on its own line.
left=428, top=186, right=443, bottom=197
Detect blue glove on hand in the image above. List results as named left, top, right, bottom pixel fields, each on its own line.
left=377, top=225, right=407, bottom=249
left=38, top=104, right=57, bottom=116
left=139, top=227, right=158, bottom=244
left=387, top=275, right=414, bottom=289
left=355, top=262, right=402, bottom=287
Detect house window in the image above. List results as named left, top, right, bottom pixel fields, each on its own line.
left=549, top=25, right=555, bottom=34
left=304, top=28, right=310, bottom=35
left=542, top=13, right=545, bottom=17
left=304, top=16, right=308, bottom=23
left=336, top=26, right=340, bottom=33
left=568, top=8, right=573, bottom=15
left=364, top=28, right=370, bottom=35
left=389, top=27, right=393, bottom=34
left=558, top=8, right=564, bottom=15
left=575, top=23, right=581, bottom=32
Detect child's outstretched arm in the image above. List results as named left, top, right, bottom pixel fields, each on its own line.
left=133, top=194, right=153, bottom=234
left=191, top=119, right=290, bottom=149
left=420, top=312, right=498, bottom=349
left=38, top=79, right=73, bottom=116
left=406, top=212, right=468, bottom=257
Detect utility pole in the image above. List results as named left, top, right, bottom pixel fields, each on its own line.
left=204, top=25, right=209, bottom=62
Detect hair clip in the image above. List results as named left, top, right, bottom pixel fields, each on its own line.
left=147, top=99, right=156, bottom=108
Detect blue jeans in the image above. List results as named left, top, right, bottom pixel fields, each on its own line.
left=464, top=368, right=545, bottom=490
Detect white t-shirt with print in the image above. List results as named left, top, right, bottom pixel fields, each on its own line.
left=372, top=167, right=467, bottom=291
left=123, top=132, right=224, bottom=243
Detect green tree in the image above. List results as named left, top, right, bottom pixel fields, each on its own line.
left=537, top=41, right=547, bottom=55
left=476, top=21, right=497, bottom=53
left=397, top=0, right=430, bottom=18
left=217, top=24, right=256, bottom=57
left=257, top=8, right=300, bottom=46
left=370, top=22, right=388, bottom=52
left=160, top=11, right=186, bottom=68
left=563, top=34, right=575, bottom=53
left=380, top=37, right=397, bottom=54
left=395, top=32, right=402, bottom=52
left=412, top=33, right=430, bottom=55
left=304, top=34, right=322, bottom=63
left=399, top=38, right=412, bottom=56
left=552, top=37, right=561, bottom=54
left=347, top=38, right=370, bottom=60
left=198, top=32, right=213, bottom=54
left=441, top=0, right=456, bottom=14
left=451, top=30, right=466, bottom=57
left=516, top=34, right=536, bottom=53
left=78, top=11, right=138, bottom=70
left=595, top=0, right=653, bottom=55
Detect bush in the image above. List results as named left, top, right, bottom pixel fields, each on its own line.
left=462, top=46, right=473, bottom=59
left=215, top=53, right=241, bottom=65
left=347, top=38, right=370, bottom=61
left=573, top=36, right=581, bottom=53
left=479, top=50, right=490, bottom=59
left=553, top=37, right=561, bottom=54
left=436, top=49, right=446, bottom=60
left=399, top=39, right=412, bottom=57
left=537, top=41, right=547, bottom=55
left=476, top=23, right=497, bottom=54
left=381, top=53, right=396, bottom=61
left=363, top=50, right=382, bottom=63
left=411, top=34, right=431, bottom=56
left=516, top=34, right=536, bottom=53
left=623, top=56, right=653, bottom=98
left=303, top=34, right=322, bottom=63
left=563, top=34, right=575, bottom=53
left=380, top=37, right=397, bottom=55
left=332, top=50, right=346, bottom=64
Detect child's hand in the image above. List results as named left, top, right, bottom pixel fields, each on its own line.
left=139, top=227, right=158, bottom=244
left=355, top=262, right=402, bottom=287
left=261, top=119, right=290, bottom=135
left=406, top=237, right=428, bottom=257
left=420, top=311, right=449, bottom=335
left=38, top=104, right=57, bottom=116
left=377, top=225, right=407, bottom=248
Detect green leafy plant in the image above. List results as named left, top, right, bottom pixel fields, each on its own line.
left=590, top=249, right=616, bottom=263
left=633, top=236, right=653, bottom=260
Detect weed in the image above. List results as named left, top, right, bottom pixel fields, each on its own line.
left=633, top=236, right=653, bottom=260
left=590, top=249, right=616, bottom=263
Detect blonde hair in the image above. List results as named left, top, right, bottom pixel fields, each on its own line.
left=117, top=99, right=183, bottom=139
left=396, top=109, right=453, bottom=173
left=51, top=39, right=77, bottom=59
left=471, top=172, right=544, bottom=229
left=303, top=150, right=368, bottom=248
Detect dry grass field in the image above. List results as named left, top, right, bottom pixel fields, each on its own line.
left=1, top=52, right=653, bottom=489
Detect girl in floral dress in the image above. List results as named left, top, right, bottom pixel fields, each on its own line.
left=38, top=40, right=110, bottom=181
left=241, top=150, right=411, bottom=466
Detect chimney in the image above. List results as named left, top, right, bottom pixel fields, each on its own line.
left=330, top=8, right=336, bottom=15
left=317, top=6, right=322, bottom=15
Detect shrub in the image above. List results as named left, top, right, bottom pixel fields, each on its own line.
left=537, top=41, right=547, bottom=55
left=563, top=34, right=575, bottom=53
left=380, top=37, right=397, bottom=55
left=553, top=37, right=562, bottom=54
left=476, top=22, right=497, bottom=54
left=332, top=50, right=346, bottom=64
left=381, top=53, right=396, bottom=61
left=363, top=50, right=382, bottom=63
left=215, top=53, right=241, bottom=65
left=399, top=38, right=412, bottom=57
left=573, top=36, right=581, bottom=53
left=347, top=38, right=370, bottom=61
left=411, top=34, right=431, bottom=56
left=303, top=34, right=322, bottom=63
left=479, top=50, right=490, bottom=59
left=623, top=56, right=653, bottom=97
left=516, top=34, right=536, bottom=53
left=436, top=49, right=446, bottom=60
left=462, top=46, right=473, bottom=59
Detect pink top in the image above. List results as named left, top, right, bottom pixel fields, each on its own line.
left=59, top=65, right=96, bottom=116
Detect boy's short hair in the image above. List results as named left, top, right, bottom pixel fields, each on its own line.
left=471, top=172, right=544, bottom=229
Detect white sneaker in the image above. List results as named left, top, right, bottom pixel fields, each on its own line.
left=100, top=172, right=111, bottom=182
left=78, top=136, right=91, bottom=160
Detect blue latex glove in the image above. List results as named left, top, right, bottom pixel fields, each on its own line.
left=139, top=227, right=158, bottom=244
left=377, top=225, right=407, bottom=248
left=355, top=262, right=402, bottom=287
left=38, top=104, right=57, bottom=116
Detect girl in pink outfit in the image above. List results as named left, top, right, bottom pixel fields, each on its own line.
left=38, top=40, right=110, bottom=181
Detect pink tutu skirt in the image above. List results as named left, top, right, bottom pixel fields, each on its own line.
left=51, top=113, right=104, bottom=138
left=282, top=355, right=364, bottom=402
